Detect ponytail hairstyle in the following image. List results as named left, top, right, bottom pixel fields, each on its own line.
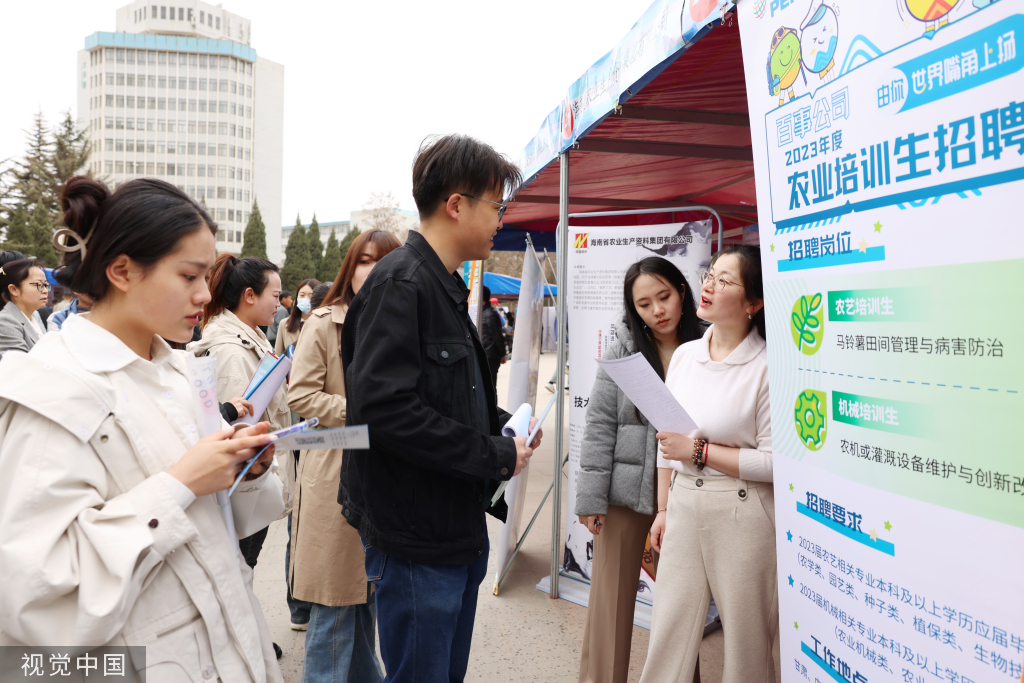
left=622, top=256, right=703, bottom=381
left=56, top=176, right=216, bottom=300
left=711, top=244, right=765, bottom=342
left=203, top=253, right=279, bottom=328
left=0, top=258, right=40, bottom=303
left=284, top=277, right=321, bottom=334
left=323, top=229, right=402, bottom=308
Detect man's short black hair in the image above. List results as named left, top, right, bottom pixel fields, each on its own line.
left=481, top=285, right=491, bottom=301
left=412, top=134, right=522, bottom=219
left=280, top=290, right=292, bottom=300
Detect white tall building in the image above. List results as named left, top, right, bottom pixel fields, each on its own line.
left=78, top=2, right=285, bottom=262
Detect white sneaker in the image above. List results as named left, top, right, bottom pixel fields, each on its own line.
left=545, top=382, right=555, bottom=393
left=290, top=620, right=308, bottom=631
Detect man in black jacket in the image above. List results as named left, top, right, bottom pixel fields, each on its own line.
left=479, top=285, right=506, bottom=389
left=340, top=134, right=542, bottom=682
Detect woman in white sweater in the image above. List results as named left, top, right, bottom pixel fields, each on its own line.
left=639, top=245, right=775, bottom=683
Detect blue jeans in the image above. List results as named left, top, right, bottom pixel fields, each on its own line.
left=302, top=591, right=383, bottom=683
left=362, top=537, right=489, bottom=683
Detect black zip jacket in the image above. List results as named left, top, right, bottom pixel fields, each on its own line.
left=339, top=231, right=518, bottom=564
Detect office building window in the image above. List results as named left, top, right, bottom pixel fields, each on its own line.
left=157, top=120, right=166, bottom=132
left=167, top=164, right=175, bottom=176
left=105, top=138, right=114, bottom=151
left=219, top=79, right=227, bottom=92
left=218, top=144, right=227, bottom=157
left=158, top=98, right=166, bottom=110
left=188, top=99, right=197, bottom=112
left=246, top=107, right=251, bottom=119
left=229, top=145, right=235, bottom=158
left=116, top=139, right=124, bottom=152
left=178, top=77, right=186, bottom=89
left=117, top=73, right=125, bottom=86
left=188, top=142, right=196, bottom=155
left=187, top=164, right=195, bottom=176
left=230, top=81, right=237, bottom=95
left=106, top=72, right=114, bottom=85
left=244, top=170, right=250, bottom=182
left=197, top=122, right=206, bottom=134
left=229, top=188, right=235, bottom=200
left=105, top=117, right=114, bottom=129
left=197, top=165, right=206, bottom=177
left=116, top=161, right=124, bottom=173
left=126, top=140, right=135, bottom=152
left=116, top=95, right=124, bottom=108
left=157, top=163, right=166, bottom=175
left=230, top=103, right=237, bottom=116
left=148, top=51, right=156, bottom=65
left=228, top=209, right=234, bottom=222
left=127, top=49, right=136, bottom=65
left=197, top=143, right=206, bottom=155
left=148, top=75, right=157, bottom=88
left=146, top=140, right=155, bottom=153
left=178, top=99, right=187, bottom=112
left=160, top=6, right=166, bottom=19
left=105, top=48, right=114, bottom=61
left=199, top=78, right=206, bottom=91
left=126, top=161, right=134, bottom=173
left=116, top=49, right=125, bottom=63
left=105, top=94, right=113, bottom=107
left=157, top=142, right=166, bottom=154
left=246, top=86, right=252, bottom=98
left=158, top=52, right=166, bottom=65
left=219, top=101, right=228, bottom=114
left=244, top=190, right=249, bottom=203
left=216, top=17, right=221, bottom=31
left=127, top=74, right=135, bottom=87
left=158, top=76, right=166, bottom=88
left=105, top=161, right=113, bottom=174
left=126, top=96, right=135, bottom=108
left=247, top=63, right=252, bottom=75
left=167, top=143, right=175, bottom=155
left=179, top=53, right=187, bottom=66
left=198, top=101, right=207, bottom=113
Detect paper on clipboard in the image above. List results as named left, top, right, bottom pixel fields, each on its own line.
left=234, top=353, right=292, bottom=426
left=272, top=424, right=370, bottom=451
left=596, top=353, right=698, bottom=434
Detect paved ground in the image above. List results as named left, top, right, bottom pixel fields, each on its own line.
left=254, top=351, right=781, bottom=682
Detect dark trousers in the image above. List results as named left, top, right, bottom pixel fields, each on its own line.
left=362, top=537, right=489, bottom=683
left=239, top=525, right=269, bottom=568
left=487, top=356, right=501, bottom=392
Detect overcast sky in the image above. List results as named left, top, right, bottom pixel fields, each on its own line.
left=0, top=0, right=653, bottom=229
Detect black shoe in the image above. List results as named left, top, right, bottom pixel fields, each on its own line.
left=273, top=642, right=282, bottom=660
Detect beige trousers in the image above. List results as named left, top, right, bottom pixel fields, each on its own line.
left=639, top=473, right=778, bottom=683
left=578, top=505, right=656, bottom=683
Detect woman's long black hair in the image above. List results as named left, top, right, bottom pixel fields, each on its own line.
left=622, top=257, right=703, bottom=381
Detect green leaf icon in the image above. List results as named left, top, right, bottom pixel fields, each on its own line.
left=790, top=293, right=824, bottom=356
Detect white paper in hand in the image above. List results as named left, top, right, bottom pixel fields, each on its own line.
left=272, top=424, right=370, bottom=451
left=501, top=403, right=532, bottom=438
left=235, top=354, right=292, bottom=426
left=596, top=353, right=698, bottom=434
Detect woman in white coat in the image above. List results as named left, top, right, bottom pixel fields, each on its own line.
left=0, top=176, right=285, bottom=682
left=189, top=255, right=291, bottom=572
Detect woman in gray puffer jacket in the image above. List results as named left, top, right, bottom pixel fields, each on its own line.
left=575, top=257, right=704, bottom=683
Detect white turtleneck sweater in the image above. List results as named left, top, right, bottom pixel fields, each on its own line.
left=658, top=324, right=773, bottom=481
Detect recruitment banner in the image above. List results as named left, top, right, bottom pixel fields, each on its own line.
left=564, top=221, right=712, bottom=601
left=738, top=1, right=1024, bottom=682
left=493, top=243, right=546, bottom=592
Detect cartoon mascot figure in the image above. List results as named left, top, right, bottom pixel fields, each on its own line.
left=904, top=0, right=963, bottom=37
left=800, top=0, right=839, bottom=83
left=767, top=27, right=805, bottom=106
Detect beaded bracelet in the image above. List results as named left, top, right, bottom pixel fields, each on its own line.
left=692, top=438, right=709, bottom=471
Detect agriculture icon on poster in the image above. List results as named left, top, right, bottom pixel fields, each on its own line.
left=739, top=1, right=1024, bottom=682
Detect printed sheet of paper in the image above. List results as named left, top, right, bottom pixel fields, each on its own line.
left=597, top=353, right=698, bottom=434
left=273, top=424, right=369, bottom=451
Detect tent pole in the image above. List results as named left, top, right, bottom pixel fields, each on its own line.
left=551, top=151, right=570, bottom=600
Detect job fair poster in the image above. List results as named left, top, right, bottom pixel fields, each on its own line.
left=563, top=221, right=712, bottom=603
left=739, top=0, right=1024, bottom=681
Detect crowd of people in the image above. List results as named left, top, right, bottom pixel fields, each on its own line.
left=0, top=132, right=771, bottom=683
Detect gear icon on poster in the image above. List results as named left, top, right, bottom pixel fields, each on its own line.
left=794, top=390, right=828, bottom=450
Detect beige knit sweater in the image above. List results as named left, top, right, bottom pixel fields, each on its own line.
left=658, top=324, right=773, bottom=481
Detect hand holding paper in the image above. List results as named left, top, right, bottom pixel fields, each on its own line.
left=596, top=353, right=698, bottom=434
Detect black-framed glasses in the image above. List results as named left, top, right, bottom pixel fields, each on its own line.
left=24, top=281, right=50, bottom=293
left=457, top=193, right=507, bottom=222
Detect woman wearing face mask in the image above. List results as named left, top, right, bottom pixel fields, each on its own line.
left=0, top=176, right=283, bottom=680
left=575, top=257, right=704, bottom=683
left=276, top=278, right=320, bottom=357
left=287, top=229, right=400, bottom=683
left=0, top=257, right=49, bottom=354
left=190, top=255, right=291, bottom=571
left=639, top=245, right=772, bottom=683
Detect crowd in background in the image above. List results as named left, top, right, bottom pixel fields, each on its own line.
left=0, top=132, right=771, bottom=683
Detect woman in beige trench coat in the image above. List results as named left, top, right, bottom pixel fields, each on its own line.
left=287, top=229, right=400, bottom=683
